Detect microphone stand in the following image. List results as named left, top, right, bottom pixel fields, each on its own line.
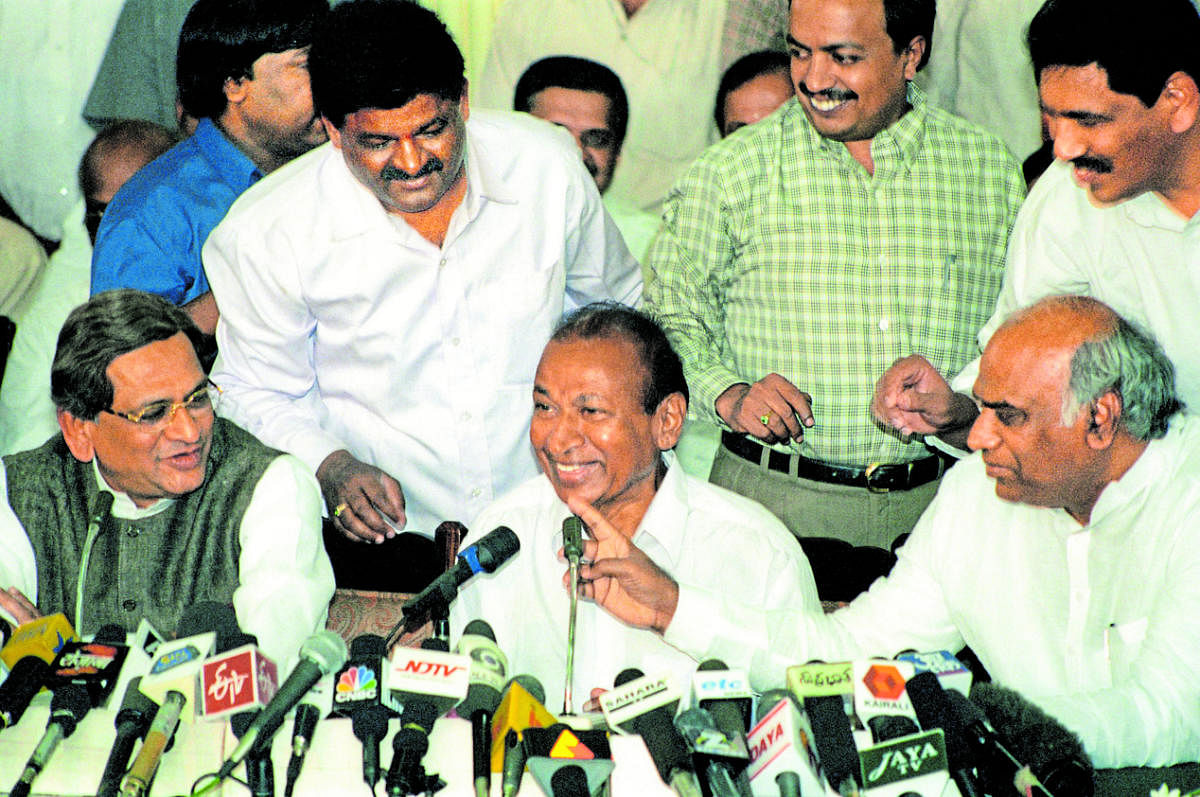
left=561, top=516, right=584, bottom=715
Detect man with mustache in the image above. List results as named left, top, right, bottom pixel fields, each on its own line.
left=646, top=0, right=1025, bottom=553
left=0, top=290, right=334, bottom=669
left=573, top=296, right=1200, bottom=776
left=874, top=0, right=1200, bottom=451
left=90, top=0, right=330, bottom=350
left=204, top=0, right=640, bottom=584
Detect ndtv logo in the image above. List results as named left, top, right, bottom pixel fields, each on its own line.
left=401, top=660, right=465, bottom=678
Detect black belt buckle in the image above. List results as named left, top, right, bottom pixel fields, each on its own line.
left=865, top=461, right=896, bottom=493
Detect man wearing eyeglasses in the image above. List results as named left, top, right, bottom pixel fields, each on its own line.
left=0, top=289, right=334, bottom=667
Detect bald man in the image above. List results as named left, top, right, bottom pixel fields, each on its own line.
left=571, top=296, right=1200, bottom=770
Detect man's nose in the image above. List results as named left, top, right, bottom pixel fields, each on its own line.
left=1049, top=118, right=1086, bottom=162
left=965, top=411, right=996, bottom=453
left=801, top=54, right=835, bottom=94
left=390, top=139, right=424, bottom=176
left=163, top=402, right=202, bottom=443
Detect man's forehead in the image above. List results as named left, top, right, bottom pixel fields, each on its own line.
left=107, top=333, right=203, bottom=395
left=789, top=0, right=888, bottom=41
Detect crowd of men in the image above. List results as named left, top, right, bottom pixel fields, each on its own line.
left=0, top=0, right=1198, bottom=785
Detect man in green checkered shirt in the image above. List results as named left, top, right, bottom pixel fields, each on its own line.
left=646, top=0, right=1026, bottom=551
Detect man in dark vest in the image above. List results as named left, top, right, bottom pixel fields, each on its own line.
left=0, top=289, right=334, bottom=667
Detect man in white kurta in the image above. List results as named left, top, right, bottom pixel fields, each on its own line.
left=451, top=303, right=819, bottom=703
left=205, top=1, right=640, bottom=544
left=579, top=296, right=1200, bottom=767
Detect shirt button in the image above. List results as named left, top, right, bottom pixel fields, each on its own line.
left=125, top=527, right=139, bottom=538
left=439, top=258, right=447, bottom=267
left=122, top=599, right=138, bottom=612
left=451, top=337, right=461, bottom=346
left=471, top=488, right=482, bottom=498
left=878, top=318, right=890, bottom=331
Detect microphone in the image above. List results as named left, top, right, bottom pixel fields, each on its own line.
left=95, top=677, right=157, bottom=797
left=747, top=689, right=820, bottom=795
left=522, top=723, right=613, bottom=797
left=385, top=690, right=440, bottom=796
left=944, top=689, right=1053, bottom=797
left=124, top=608, right=232, bottom=796
left=218, top=629, right=278, bottom=797
left=906, top=671, right=984, bottom=797
left=694, top=660, right=753, bottom=753
left=803, top=694, right=861, bottom=796
left=455, top=619, right=508, bottom=797
left=969, top=683, right=1093, bottom=797
left=48, top=624, right=130, bottom=709
left=218, top=630, right=348, bottom=780
left=334, top=634, right=392, bottom=788
left=550, top=764, right=588, bottom=797
left=0, top=613, right=77, bottom=730
left=674, top=707, right=752, bottom=797
left=283, top=673, right=332, bottom=797
left=493, top=674, right=554, bottom=787
left=602, top=668, right=701, bottom=797
left=394, top=526, right=520, bottom=629
left=9, top=682, right=91, bottom=797
left=432, top=520, right=468, bottom=643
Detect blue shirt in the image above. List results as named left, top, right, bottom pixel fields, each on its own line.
left=91, top=118, right=259, bottom=304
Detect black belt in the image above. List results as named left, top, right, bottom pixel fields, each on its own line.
left=720, top=431, right=946, bottom=493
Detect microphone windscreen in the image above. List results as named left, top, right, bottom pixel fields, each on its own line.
left=505, top=674, right=546, bottom=706
left=300, top=631, right=350, bottom=674
left=550, top=764, right=589, bottom=797
left=803, top=695, right=859, bottom=792
left=176, top=602, right=238, bottom=639
left=474, top=527, right=520, bottom=572
left=463, top=620, right=496, bottom=641
left=970, top=682, right=1094, bottom=796
left=94, top=624, right=127, bottom=644
left=350, top=634, right=387, bottom=659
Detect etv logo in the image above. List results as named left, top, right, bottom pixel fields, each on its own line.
left=336, top=665, right=379, bottom=702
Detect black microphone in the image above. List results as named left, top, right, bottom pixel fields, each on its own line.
left=386, top=696, right=439, bottom=796
left=335, top=634, right=391, bottom=787
left=0, top=655, right=54, bottom=731
left=95, top=677, right=157, bottom=797
left=944, top=689, right=1053, bottom=797
left=283, top=699, right=323, bottom=797
left=906, top=672, right=984, bottom=797
left=802, top=694, right=860, bottom=796
left=550, top=764, right=589, bottom=797
left=612, top=668, right=702, bottom=797
left=224, top=630, right=275, bottom=797
left=9, top=682, right=91, bottom=797
left=49, top=623, right=130, bottom=708
left=218, top=630, right=348, bottom=780
left=456, top=619, right=507, bottom=797
left=694, top=658, right=753, bottom=795
left=970, top=682, right=1094, bottom=797
left=674, top=707, right=751, bottom=797
left=399, top=526, right=520, bottom=623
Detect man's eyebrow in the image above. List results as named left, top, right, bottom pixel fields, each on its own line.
left=533, top=384, right=550, bottom=397
left=134, top=378, right=208, bottom=409
left=976, top=397, right=1023, bottom=413
left=786, top=33, right=863, bottom=53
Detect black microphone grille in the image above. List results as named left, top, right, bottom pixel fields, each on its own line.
left=350, top=633, right=387, bottom=658
left=697, top=659, right=729, bottom=672
left=475, top=527, right=520, bottom=572
left=613, top=668, right=644, bottom=688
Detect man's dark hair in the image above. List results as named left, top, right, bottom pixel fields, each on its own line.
left=514, top=56, right=630, bottom=151
left=52, top=290, right=206, bottom=421
left=715, top=50, right=790, bottom=133
left=1027, top=0, right=1200, bottom=107
left=882, top=0, right=935, bottom=71
left=310, top=0, right=465, bottom=127
left=176, top=0, right=328, bottom=120
left=79, top=120, right=179, bottom=199
left=550, top=302, right=689, bottom=415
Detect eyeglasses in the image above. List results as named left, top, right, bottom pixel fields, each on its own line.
left=102, top=380, right=221, bottom=428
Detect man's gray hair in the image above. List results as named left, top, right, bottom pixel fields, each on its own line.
left=1062, top=312, right=1182, bottom=440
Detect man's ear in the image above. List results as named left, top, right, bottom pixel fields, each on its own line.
left=321, top=116, right=342, bottom=148
left=901, top=36, right=927, bottom=82
left=1084, top=392, right=1121, bottom=449
left=58, top=409, right=97, bottom=463
left=652, top=392, right=688, bottom=452
left=223, top=74, right=250, bottom=106
left=1160, top=71, right=1200, bottom=134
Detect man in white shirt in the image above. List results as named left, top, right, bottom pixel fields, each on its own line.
left=205, top=0, right=640, bottom=567
left=569, top=295, right=1200, bottom=768
left=873, top=0, right=1200, bottom=448
left=452, top=303, right=819, bottom=705
left=0, top=290, right=334, bottom=669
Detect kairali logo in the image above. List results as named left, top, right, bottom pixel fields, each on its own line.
left=336, top=665, right=379, bottom=702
